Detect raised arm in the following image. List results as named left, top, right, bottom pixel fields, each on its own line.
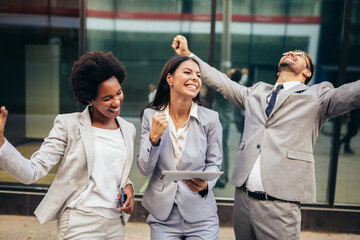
left=0, top=114, right=67, bottom=184
left=319, top=80, right=360, bottom=121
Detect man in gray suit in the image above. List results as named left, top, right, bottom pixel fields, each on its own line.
left=172, top=35, right=360, bottom=240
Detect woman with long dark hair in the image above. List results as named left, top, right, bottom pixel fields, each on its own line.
left=138, top=55, right=222, bottom=239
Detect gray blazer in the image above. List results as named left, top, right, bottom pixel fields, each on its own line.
left=137, top=106, right=222, bottom=222
left=0, top=106, right=136, bottom=224
left=193, top=54, right=360, bottom=203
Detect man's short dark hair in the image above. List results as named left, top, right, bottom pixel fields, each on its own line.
left=294, top=50, right=314, bottom=85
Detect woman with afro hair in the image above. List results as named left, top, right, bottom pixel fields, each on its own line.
left=0, top=51, right=136, bottom=239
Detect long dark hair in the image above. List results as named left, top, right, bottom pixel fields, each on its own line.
left=140, top=55, right=201, bottom=118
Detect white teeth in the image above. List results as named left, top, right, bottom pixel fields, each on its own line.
left=109, top=107, right=120, bottom=112
left=187, top=85, right=197, bottom=90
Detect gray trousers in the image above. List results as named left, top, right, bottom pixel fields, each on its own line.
left=57, top=209, right=125, bottom=240
left=234, top=187, right=301, bottom=240
left=147, top=203, right=219, bottom=240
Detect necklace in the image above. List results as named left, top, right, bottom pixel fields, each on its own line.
left=169, top=107, right=190, bottom=127
left=169, top=113, right=180, bottom=126
left=172, top=117, right=179, bottom=126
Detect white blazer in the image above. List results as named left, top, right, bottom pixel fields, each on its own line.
left=0, top=106, right=136, bottom=224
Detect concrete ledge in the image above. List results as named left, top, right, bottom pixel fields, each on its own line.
left=301, top=207, right=360, bottom=234
left=1, top=192, right=360, bottom=234
left=126, top=199, right=360, bottom=234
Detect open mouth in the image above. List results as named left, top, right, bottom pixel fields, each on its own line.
left=284, top=56, right=297, bottom=62
left=108, top=107, right=120, bottom=114
left=185, top=83, right=198, bottom=90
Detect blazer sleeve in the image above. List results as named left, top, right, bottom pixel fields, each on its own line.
left=319, top=80, right=360, bottom=120
left=203, top=112, right=223, bottom=190
left=192, top=54, right=250, bottom=109
left=0, top=114, right=67, bottom=184
left=137, top=109, right=161, bottom=176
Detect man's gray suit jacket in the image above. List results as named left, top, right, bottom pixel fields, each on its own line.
left=192, top=54, right=360, bottom=203
left=0, top=106, right=136, bottom=224
left=137, top=106, right=222, bottom=222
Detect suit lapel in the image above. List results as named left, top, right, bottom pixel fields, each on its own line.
left=269, top=83, right=309, bottom=117
left=79, top=106, right=95, bottom=179
left=262, top=85, right=274, bottom=117
left=117, top=117, right=129, bottom=159
left=117, top=117, right=132, bottom=186
left=177, top=115, right=202, bottom=171
left=163, top=127, right=177, bottom=170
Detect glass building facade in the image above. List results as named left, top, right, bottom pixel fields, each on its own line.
left=0, top=0, right=359, bottom=208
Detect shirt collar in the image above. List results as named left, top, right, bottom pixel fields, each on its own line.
left=162, top=101, right=199, bottom=122
left=275, top=81, right=302, bottom=91
left=189, top=101, right=199, bottom=121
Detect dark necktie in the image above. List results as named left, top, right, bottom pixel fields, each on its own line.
left=265, top=84, right=283, bottom=117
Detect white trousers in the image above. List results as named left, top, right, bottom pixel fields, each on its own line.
left=57, top=209, right=125, bottom=240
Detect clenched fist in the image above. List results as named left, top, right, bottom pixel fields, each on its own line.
left=172, top=35, right=192, bottom=57
left=149, top=113, right=168, bottom=146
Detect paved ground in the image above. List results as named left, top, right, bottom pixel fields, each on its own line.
left=1, top=215, right=360, bottom=240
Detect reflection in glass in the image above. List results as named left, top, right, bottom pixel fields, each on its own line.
left=0, top=0, right=79, bottom=186
left=335, top=110, right=360, bottom=205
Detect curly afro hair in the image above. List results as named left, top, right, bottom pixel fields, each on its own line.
left=70, top=51, right=127, bottom=105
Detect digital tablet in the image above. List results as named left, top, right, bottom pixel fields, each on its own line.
left=159, top=170, right=223, bottom=181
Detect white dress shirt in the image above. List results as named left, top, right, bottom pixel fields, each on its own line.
left=245, top=81, right=302, bottom=192
left=159, top=102, right=199, bottom=169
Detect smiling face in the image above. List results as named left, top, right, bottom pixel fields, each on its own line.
left=166, top=59, right=202, bottom=100
left=278, top=51, right=309, bottom=75
left=89, top=76, right=124, bottom=123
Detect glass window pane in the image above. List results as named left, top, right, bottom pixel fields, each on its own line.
left=254, top=0, right=285, bottom=16
left=233, top=0, right=252, bottom=15
left=334, top=1, right=360, bottom=204
left=335, top=108, right=360, bottom=205
left=0, top=0, right=79, bottom=186
left=289, top=0, right=322, bottom=16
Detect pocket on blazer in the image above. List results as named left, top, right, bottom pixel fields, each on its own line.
left=149, top=178, right=165, bottom=192
left=287, top=149, right=314, bottom=163
left=35, top=182, right=78, bottom=222
left=288, top=95, right=313, bottom=100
